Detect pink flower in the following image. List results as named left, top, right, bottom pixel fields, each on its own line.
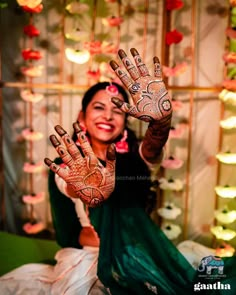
left=22, top=192, right=45, bottom=204
left=23, top=221, right=45, bottom=234
left=166, top=29, right=183, bottom=45
left=222, top=80, right=236, bottom=91
left=20, top=89, right=44, bottom=103
left=102, top=16, right=123, bottom=27
left=222, top=52, right=236, bottom=63
left=161, top=156, right=184, bottom=169
left=23, top=162, right=44, bottom=173
left=84, top=41, right=102, bottom=54
left=21, top=65, right=44, bottom=77
left=22, top=128, right=43, bottom=141
left=162, top=62, right=188, bottom=77
left=86, top=69, right=101, bottom=80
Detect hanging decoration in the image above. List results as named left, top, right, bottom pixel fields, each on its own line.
left=157, top=202, right=182, bottom=220
left=158, top=177, right=184, bottom=191
left=17, top=0, right=45, bottom=235
left=161, top=223, right=182, bottom=240
left=215, top=185, right=236, bottom=198
left=161, top=156, right=184, bottom=170
left=216, top=151, right=236, bottom=164
left=213, top=0, right=236, bottom=253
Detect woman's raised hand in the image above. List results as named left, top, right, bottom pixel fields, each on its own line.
left=44, top=123, right=116, bottom=207
left=110, top=48, right=172, bottom=122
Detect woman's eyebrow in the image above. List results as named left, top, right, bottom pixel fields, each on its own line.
left=92, top=101, right=105, bottom=106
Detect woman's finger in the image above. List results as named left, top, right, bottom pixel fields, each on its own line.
left=49, top=134, right=75, bottom=167
left=130, top=48, right=150, bottom=77
left=73, top=122, right=98, bottom=168
left=54, top=125, right=82, bottom=160
left=111, top=97, right=132, bottom=114
left=153, top=56, right=163, bottom=81
left=44, top=157, right=69, bottom=179
left=117, top=49, right=140, bottom=81
left=110, top=60, right=133, bottom=89
left=105, top=143, right=116, bottom=175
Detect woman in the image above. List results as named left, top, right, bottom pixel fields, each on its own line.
left=45, top=48, right=197, bottom=295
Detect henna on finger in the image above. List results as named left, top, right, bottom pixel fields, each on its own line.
left=44, top=157, right=69, bottom=178
left=55, top=125, right=81, bottom=160
left=49, top=134, right=74, bottom=167
left=118, top=49, right=140, bottom=81
left=153, top=56, right=162, bottom=81
left=110, top=60, right=133, bottom=89
left=130, top=48, right=150, bottom=77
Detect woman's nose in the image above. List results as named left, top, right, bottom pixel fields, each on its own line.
left=104, top=109, right=113, bottom=120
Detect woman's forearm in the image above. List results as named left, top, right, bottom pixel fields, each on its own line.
left=140, top=113, right=172, bottom=164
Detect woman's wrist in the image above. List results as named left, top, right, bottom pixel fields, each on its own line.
left=141, top=113, right=172, bottom=163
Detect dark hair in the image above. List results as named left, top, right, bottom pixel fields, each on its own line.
left=73, top=81, right=140, bottom=153
left=81, top=81, right=129, bottom=112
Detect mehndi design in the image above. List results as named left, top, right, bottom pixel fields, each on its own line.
left=44, top=123, right=116, bottom=207
left=110, top=48, right=172, bottom=122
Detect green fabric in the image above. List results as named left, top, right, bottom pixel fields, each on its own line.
left=48, top=157, right=82, bottom=249
left=0, top=231, right=60, bottom=276
left=49, top=153, right=236, bottom=294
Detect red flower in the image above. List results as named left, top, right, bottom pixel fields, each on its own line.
left=165, top=29, right=183, bottom=45
left=166, top=0, right=184, bottom=10
left=21, top=3, right=43, bottom=13
left=23, top=24, right=40, bottom=37
left=22, top=49, right=42, bottom=60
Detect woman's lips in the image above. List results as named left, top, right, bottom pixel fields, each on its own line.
left=96, top=123, right=114, bottom=132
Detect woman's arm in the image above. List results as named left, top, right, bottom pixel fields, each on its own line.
left=110, top=48, right=172, bottom=164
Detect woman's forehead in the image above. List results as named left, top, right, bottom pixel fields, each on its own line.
left=91, top=89, right=125, bottom=103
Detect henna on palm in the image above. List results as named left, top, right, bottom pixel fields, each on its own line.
left=44, top=123, right=116, bottom=207
left=110, top=48, right=172, bottom=123
left=110, top=48, right=172, bottom=163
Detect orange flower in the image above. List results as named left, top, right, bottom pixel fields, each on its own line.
left=21, top=3, right=43, bottom=13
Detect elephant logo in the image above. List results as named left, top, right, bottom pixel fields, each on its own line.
left=198, top=255, right=224, bottom=275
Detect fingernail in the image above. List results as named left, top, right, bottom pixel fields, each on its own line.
left=111, top=97, right=123, bottom=108
left=44, top=158, right=52, bottom=166
left=153, top=56, right=160, bottom=63
left=55, top=125, right=66, bottom=136
left=110, top=60, right=119, bottom=70
left=130, top=48, right=139, bottom=56
left=49, top=135, right=60, bottom=147
left=73, top=122, right=81, bottom=133
left=118, top=49, right=126, bottom=59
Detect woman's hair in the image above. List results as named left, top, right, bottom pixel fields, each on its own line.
left=73, top=81, right=140, bottom=153
left=81, top=81, right=129, bottom=112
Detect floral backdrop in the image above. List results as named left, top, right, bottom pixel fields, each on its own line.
left=1, top=0, right=235, bottom=255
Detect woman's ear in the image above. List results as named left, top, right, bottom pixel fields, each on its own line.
left=78, top=111, right=86, bottom=130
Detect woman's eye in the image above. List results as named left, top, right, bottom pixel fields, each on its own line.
left=113, top=109, right=123, bottom=115
left=94, top=106, right=104, bottom=110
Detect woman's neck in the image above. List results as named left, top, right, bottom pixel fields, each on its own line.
left=91, top=141, right=109, bottom=161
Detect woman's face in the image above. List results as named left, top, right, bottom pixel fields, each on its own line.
left=81, top=89, right=126, bottom=145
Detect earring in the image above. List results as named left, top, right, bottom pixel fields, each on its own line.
left=115, top=129, right=129, bottom=153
